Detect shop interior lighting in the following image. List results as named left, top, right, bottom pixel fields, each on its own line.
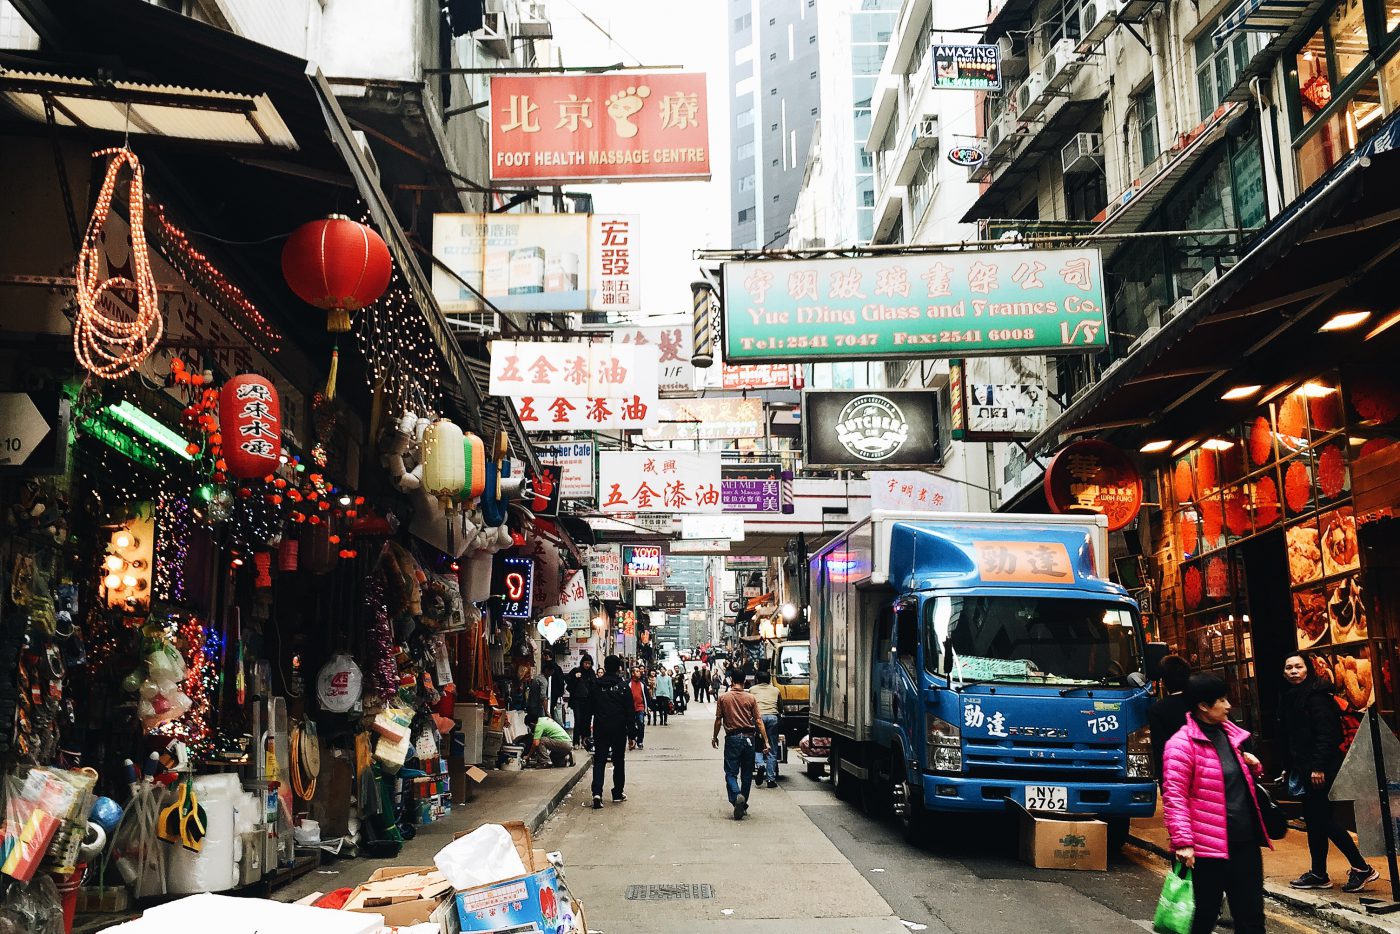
left=104, top=555, right=125, bottom=571
left=113, top=531, right=135, bottom=549
left=103, top=573, right=123, bottom=591
left=1365, top=309, right=1400, bottom=341
left=1139, top=440, right=1173, bottom=453
left=1201, top=438, right=1235, bottom=451
left=1318, top=310, right=1372, bottom=332
left=105, top=401, right=195, bottom=460
left=1220, top=385, right=1262, bottom=401
left=1299, top=381, right=1336, bottom=397
left=1171, top=439, right=1198, bottom=457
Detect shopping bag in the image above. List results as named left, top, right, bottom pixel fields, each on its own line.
left=1152, top=862, right=1195, bottom=934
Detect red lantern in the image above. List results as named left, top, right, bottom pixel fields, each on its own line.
left=281, top=216, right=392, bottom=333
left=219, top=374, right=282, bottom=481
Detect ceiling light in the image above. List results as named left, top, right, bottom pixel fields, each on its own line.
left=1171, top=439, right=1198, bottom=457
left=104, top=555, right=125, bottom=572
left=1365, top=309, right=1400, bottom=340
left=1318, top=310, right=1372, bottom=331
left=1299, top=381, right=1336, bottom=398
left=1202, top=438, right=1235, bottom=451
left=1221, top=385, right=1261, bottom=401
left=1139, top=440, right=1173, bottom=453
left=1350, top=436, right=1366, bottom=445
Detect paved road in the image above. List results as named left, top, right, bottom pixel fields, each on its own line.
left=537, top=699, right=1330, bottom=933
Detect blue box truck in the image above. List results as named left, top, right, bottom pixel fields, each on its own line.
left=810, top=511, right=1167, bottom=850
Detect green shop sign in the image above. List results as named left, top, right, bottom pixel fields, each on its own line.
left=721, top=249, right=1108, bottom=363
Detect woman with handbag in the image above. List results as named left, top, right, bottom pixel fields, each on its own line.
left=1279, top=654, right=1378, bottom=892
left=1162, top=674, right=1271, bottom=934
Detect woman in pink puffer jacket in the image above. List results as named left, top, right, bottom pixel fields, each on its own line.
left=1161, top=673, right=1270, bottom=934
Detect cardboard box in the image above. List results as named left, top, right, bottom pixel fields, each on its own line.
left=343, top=865, right=454, bottom=927
left=455, top=866, right=586, bottom=933
left=1013, top=802, right=1108, bottom=871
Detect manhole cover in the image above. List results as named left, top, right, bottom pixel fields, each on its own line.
left=625, top=883, right=714, bottom=900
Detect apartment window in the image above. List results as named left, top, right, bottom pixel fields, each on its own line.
left=737, top=141, right=755, bottom=161
left=908, top=7, right=933, bottom=70
left=772, top=194, right=781, bottom=202
left=1136, top=84, right=1160, bottom=167
left=1043, top=0, right=1086, bottom=46
left=736, top=108, right=754, bottom=128
left=737, top=207, right=754, bottom=223
left=861, top=189, right=875, bottom=207
left=810, top=71, right=818, bottom=80
left=738, top=174, right=755, bottom=191
left=1194, top=15, right=1267, bottom=117
left=1064, top=169, right=1107, bottom=221
left=733, top=13, right=751, bottom=31
left=811, top=106, right=819, bottom=115
left=909, top=150, right=938, bottom=221
left=772, top=157, right=780, bottom=166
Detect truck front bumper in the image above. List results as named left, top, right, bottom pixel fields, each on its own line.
left=919, top=773, right=1158, bottom=818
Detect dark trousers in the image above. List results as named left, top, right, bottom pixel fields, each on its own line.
left=630, top=710, right=646, bottom=746
left=591, top=730, right=626, bottom=799
left=1303, top=783, right=1367, bottom=875
left=571, top=702, right=593, bottom=747
left=1191, top=844, right=1265, bottom=934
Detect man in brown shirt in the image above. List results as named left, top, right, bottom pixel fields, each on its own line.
left=712, top=671, right=769, bottom=819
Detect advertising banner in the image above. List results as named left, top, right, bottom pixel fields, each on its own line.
left=932, top=44, right=1001, bottom=90
left=721, top=249, right=1107, bottom=362
left=671, top=538, right=731, bottom=553
left=953, top=356, right=1051, bottom=440
left=598, top=451, right=723, bottom=514
left=587, top=545, right=622, bottom=601
left=681, top=515, right=745, bottom=541
left=870, top=470, right=966, bottom=513
left=640, top=397, right=764, bottom=442
left=489, top=340, right=658, bottom=400
left=513, top=393, right=658, bottom=431
left=489, top=72, right=710, bottom=183
left=610, top=325, right=694, bottom=395
left=721, top=363, right=803, bottom=390
left=623, top=544, right=664, bottom=578
left=561, top=569, right=590, bottom=631
left=720, top=462, right=783, bottom=514
left=655, top=589, right=687, bottom=610
left=804, top=389, right=943, bottom=468
left=535, top=440, right=595, bottom=499
left=432, top=213, right=640, bottom=313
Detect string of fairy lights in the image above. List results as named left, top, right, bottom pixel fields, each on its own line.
left=353, top=275, right=445, bottom=415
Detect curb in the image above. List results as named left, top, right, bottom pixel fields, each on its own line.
left=1128, top=832, right=1400, bottom=934
left=523, top=753, right=593, bottom=835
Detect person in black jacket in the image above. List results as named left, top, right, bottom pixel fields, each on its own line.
left=590, top=654, right=631, bottom=809
left=1279, top=653, right=1377, bottom=892
left=1149, top=655, right=1193, bottom=782
left=567, top=654, right=596, bottom=751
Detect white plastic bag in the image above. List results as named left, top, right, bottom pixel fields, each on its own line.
left=433, top=822, right=526, bottom=890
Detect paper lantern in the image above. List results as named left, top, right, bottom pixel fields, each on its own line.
left=420, top=418, right=466, bottom=510
left=219, top=374, right=281, bottom=480
left=281, top=215, right=392, bottom=333
left=460, top=432, right=486, bottom=503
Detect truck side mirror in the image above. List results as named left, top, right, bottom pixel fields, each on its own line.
left=1144, top=642, right=1169, bottom=680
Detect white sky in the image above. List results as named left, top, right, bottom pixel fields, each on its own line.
left=550, top=0, right=732, bottom=322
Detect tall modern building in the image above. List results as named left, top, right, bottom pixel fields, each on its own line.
left=727, top=0, right=821, bottom=250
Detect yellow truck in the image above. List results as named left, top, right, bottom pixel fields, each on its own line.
left=770, top=639, right=810, bottom=742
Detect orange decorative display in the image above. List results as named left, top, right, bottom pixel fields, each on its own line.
left=1253, top=475, right=1281, bottom=527
left=219, top=374, right=281, bottom=480
left=281, top=216, right=392, bottom=333
left=974, top=541, right=1074, bottom=585
left=1173, top=460, right=1194, bottom=504
left=1044, top=439, right=1143, bottom=532
left=1248, top=416, right=1273, bottom=466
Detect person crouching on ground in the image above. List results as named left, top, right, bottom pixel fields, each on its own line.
left=524, top=713, right=574, bottom=768
left=1162, top=673, right=1270, bottom=934
left=712, top=670, right=769, bottom=819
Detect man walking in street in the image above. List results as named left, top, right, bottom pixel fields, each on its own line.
left=590, top=655, right=631, bottom=809
left=568, top=654, right=596, bottom=751
left=713, top=669, right=769, bottom=819
left=692, top=666, right=708, bottom=704
left=629, top=667, right=649, bottom=750
left=749, top=665, right=782, bottom=787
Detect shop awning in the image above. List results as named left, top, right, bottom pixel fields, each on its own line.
left=1025, top=109, right=1400, bottom=458
left=1212, top=0, right=1313, bottom=45
left=1214, top=0, right=1328, bottom=104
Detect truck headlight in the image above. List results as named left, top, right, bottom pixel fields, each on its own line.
left=927, top=714, right=962, bottom=773
left=1127, top=725, right=1151, bottom=779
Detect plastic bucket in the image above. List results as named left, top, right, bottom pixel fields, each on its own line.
left=53, top=863, right=85, bottom=934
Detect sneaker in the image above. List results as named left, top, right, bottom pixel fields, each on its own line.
left=592, top=796, right=603, bottom=810
left=733, top=794, right=747, bottom=820
left=612, top=792, right=627, bottom=803
left=1289, top=871, right=1333, bottom=890
left=767, top=780, right=777, bottom=789
left=1344, top=866, right=1380, bottom=893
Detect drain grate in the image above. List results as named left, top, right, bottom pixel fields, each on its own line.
left=625, top=883, right=714, bottom=900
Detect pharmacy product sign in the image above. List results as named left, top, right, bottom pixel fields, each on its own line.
left=721, top=249, right=1107, bottom=363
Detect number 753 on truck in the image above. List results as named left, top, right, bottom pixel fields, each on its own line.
left=809, top=511, right=1169, bottom=850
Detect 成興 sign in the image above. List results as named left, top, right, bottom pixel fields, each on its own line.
left=804, top=390, right=943, bottom=469
left=721, top=250, right=1107, bottom=362
left=490, top=73, right=710, bottom=183
left=598, top=451, right=723, bottom=514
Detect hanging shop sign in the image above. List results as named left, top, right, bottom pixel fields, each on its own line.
left=561, top=570, right=590, bottom=632
left=727, top=555, right=769, bottom=570
left=950, top=356, right=1051, bottom=440
left=494, top=556, right=536, bottom=618
left=721, top=363, right=803, bottom=390
left=681, top=515, right=745, bottom=541
left=526, top=464, right=562, bottom=517
left=655, top=589, right=687, bottom=610
left=489, top=340, right=658, bottom=400
left=870, top=470, right=965, bottom=513
left=932, top=44, right=1001, bottom=91
left=623, top=545, right=663, bottom=578
left=0, top=392, right=65, bottom=472
left=1044, top=439, right=1143, bottom=532
left=671, top=538, right=731, bottom=554
left=513, top=393, right=658, bottom=431
left=489, top=72, right=710, bottom=183
left=609, top=326, right=694, bottom=395
left=804, top=390, right=943, bottom=469
left=432, top=213, right=640, bottom=313
left=587, top=545, right=622, bottom=601
left=721, top=249, right=1108, bottom=363
left=640, top=397, right=764, bottom=442
left=720, top=462, right=783, bottom=514
left=947, top=144, right=986, bottom=168
left=534, top=441, right=595, bottom=499
left=598, top=451, right=723, bottom=514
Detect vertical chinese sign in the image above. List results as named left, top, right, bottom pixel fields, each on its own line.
left=598, top=452, right=723, bottom=515
left=490, top=73, right=711, bottom=183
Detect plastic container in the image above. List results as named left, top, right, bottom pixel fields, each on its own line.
left=165, top=774, right=241, bottom=894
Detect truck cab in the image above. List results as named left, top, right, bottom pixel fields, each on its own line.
left=811, top=513, right=1164, bottom=849
left=771, top=639, right=810, bottom=741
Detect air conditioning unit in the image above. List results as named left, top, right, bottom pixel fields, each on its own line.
left=1015, top=71, right=1048, bottom=120
left=987, top=113, right=1017, bottom=157
left=475, top=11, right=511, bottom=56
left=1163, top=297, right=1191, bottom=322
left=997, top=36, right=1027, bottom=77
left=1061, top=132, right=1103, bottom=173
left=1125, top=325, right=1159, bottom=357
left=1078, top=0, right=1122, bottom=49
left=1192, top=267, right=1221, bottom=299
left=912, top=116, right=939, bottom=148
left=1041, top=38, right=1083, bottom=94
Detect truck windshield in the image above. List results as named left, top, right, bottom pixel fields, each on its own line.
left=776, top=644, right=810, bottom=681
left=924, top=595, right=1140, bottom=685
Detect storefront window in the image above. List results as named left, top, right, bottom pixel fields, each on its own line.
left=1295, top=26, right=1332, bottom=125
left=1296, top=77, right=1384, bottom=189
left=1329, top=0, right=1370, bottom=81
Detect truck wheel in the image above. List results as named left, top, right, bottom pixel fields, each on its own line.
left=831, top=742, right=856, bottom=802
left=1107, top=817, right=1130, bottom=855
left=893, top=759, right=931, bottom=845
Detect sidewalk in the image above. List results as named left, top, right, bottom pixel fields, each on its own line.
left=1130, top=808, right=1400, bottom=934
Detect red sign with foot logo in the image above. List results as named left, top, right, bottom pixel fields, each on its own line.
left=489, top=73, right=711, bottom=183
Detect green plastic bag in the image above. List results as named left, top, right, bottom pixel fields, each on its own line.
left=1153, top=862, right=1195, bottom=934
